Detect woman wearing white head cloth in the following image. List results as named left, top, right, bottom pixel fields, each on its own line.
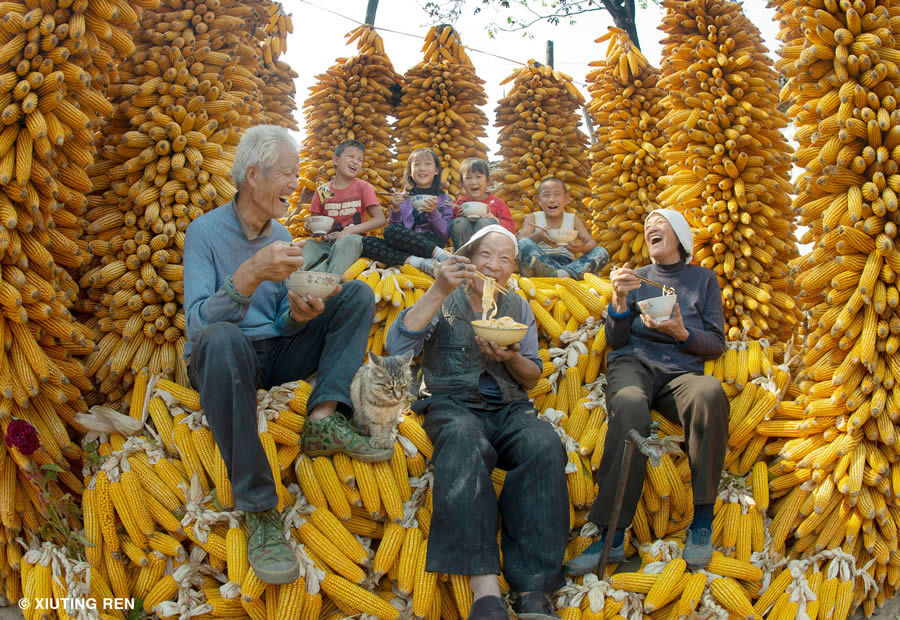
left=385, top=224, right=569, bottom=620
left=565, top=209, right=728, bottom=575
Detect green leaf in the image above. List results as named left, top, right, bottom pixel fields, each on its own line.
left=72, top=533, right=95, bottom=548
left=126, top=600, right=144, bottom=620
left=40, top=463, right=65, bottom=473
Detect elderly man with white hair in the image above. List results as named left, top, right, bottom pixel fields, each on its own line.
left=386, top=225, right=568, bottom=620
left=183, top=125, right=391, bottom=585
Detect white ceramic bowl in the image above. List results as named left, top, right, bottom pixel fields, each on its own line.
left=306, top=215, right=334, bottom=235
left=547, top=228, right=578, bottom=244
left=637, top=294, right=677, bottom=321
left=286, top=270, right=341, bottom=299
left=409, top=195, right=430, bottom=211
left=461, top=201, right=489, bottom=221
left=471, top=319, right=528, bottom=347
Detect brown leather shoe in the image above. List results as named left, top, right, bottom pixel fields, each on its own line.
left=510, top=591, right=559, bottom=620
left=467, top=595, right=508, bottom=620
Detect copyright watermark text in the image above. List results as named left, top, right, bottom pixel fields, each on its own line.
left=19, top=597, right=135, bottom=611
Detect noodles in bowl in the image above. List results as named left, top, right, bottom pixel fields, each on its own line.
left=471, top=317, right=529, bottom=347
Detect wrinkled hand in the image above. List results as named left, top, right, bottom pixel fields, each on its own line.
left=253, top=240, right=304, bottom=282
left=641, top=303, right=689, bottom=342
left=390, top=192, right=406, bottom=210
left=287, top=284, right=341, bottom=323
left=475, top=337, right=520, bottom=361
left=418, top=196, right=438, bottom=213
left=433, top=255, right=476, bottom=295
left=610, top=262, right=641, bottom=312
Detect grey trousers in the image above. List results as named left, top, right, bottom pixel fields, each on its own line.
left=587, top=355, right=728, bottom=528
left=302, top=235, right=363, bottom=276
left=449, top=216, right=498, bottom=250
left=187, top=280, right=375, bottom=511
left=414, top=395, right=569, bottom=593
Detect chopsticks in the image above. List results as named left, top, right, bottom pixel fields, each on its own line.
left=612, top=264, right=675, bottom=295
left=633, top=274, right=671, bottom=292
left=472, top=270, right=511, bottom=295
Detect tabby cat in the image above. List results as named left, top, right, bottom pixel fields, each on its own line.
left=350, top=351, right=415, bottom=449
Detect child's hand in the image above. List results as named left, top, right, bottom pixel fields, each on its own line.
left=325, top=229, right=351, bottom=242
left=419, top=196, right=438, bottom=213
left=532, top=228, right=556, bottom=246
left=568, top=234, right=589, bottom=253
left=390, top=191, right=405, bottom=210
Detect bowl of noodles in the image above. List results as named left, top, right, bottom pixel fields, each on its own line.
left=471, top=317, right=528, bottom=346
left=546, top=228, right=578, bottom=245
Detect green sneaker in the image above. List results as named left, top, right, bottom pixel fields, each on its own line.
left=301, top=413, right=393, bottom=462
left=245, top=509, right=299, bottom=585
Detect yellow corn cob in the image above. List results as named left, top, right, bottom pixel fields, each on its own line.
left=226, top=526, right=249, bottom=584
left=643, top=557, right=685, bottom=612
left=412, top=538, right=437, bottom=617
left=295, top=455, right=328, bottom=509
left=320, top=573, right=400, bottom=620
left=373, top=460, right=404, bottom=522
left=308, top=507, right=370, bottom=565
left=709, top=577, right=755, bottom=618
left=148, top=531, right=186, bottom=560
left=707, top=551, right=763, bottom=582
left=352, top=458, right=383, bottom=518
left=157, top=379, right=201, bottom=409
left=751, top=460, right=770, bottom=511
left=398, top=415, right=434, bottom=458
left=277, top=577, right=307, bottom=618
left=397, top=527, right=423, bottom=597
left=297, top=520, right=366, bottom=583
left=312, top=456, right=351, bottom=521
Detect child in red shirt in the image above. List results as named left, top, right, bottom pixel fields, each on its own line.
left=306, top=140, right=387, bottom=275
left=450, top=157, right=516, bottom=250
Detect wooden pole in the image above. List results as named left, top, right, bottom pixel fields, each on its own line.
left=583, top=107, right=596, bottom=145
left=364, top=0, right=379, bottom=25
left=546, top=40, right=554, bottom=68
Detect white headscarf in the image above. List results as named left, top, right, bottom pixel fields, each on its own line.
left=456, top=224, right=519, bottom=257
left=647, top=209, right=693, bottom=263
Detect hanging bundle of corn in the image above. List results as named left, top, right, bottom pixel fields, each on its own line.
left=393, top=25, right=488, bottom=198
left=78, top=0, right=292, bottom=404
left=257, top=3, right=297, bottom=130
left=768, top=0, right=900, bottom=614
left=257, top=58, right=298, bottom=131
left=0, top=0, right=153, bottom=534
left=290, top=24, right=402, bottom=219
left=492, top=59, right=591, bottom=227
left=584, top=28, right=666, bottom=270
left=655, top=0, right=801, bottom=343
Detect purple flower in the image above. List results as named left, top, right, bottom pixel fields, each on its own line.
left=5, top=419, right=40, bottom=455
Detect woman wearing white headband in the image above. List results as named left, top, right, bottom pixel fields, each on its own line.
left=566, top=209, right=728, bottom=574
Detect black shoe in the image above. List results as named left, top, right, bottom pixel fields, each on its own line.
left=467, top=595, right=508, bottom=620
left=510, top=592, right=559, bottom=620
left=563, top=538, right=626, bottom=575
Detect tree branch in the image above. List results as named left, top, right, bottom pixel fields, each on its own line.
left=491, top=6, right=607, bottom=32
left=420, top=0, right=646, bottom=47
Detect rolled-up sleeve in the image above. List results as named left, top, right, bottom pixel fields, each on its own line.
left=385, top=308, right=439, bottom=356
left=516, top=302, right=543, bottom=371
